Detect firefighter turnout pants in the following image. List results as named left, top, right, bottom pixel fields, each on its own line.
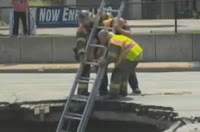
left=110, top=60, right=139, bottom=97
left=78, top=64, right=108, bottom=96
left=78, top=64, right=91, bottom=95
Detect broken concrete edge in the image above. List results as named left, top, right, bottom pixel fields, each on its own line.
left=0, top=98, right=198, bottom=131
left=0, top=100, right=174, bottom=131
left=0, top=62, right=200, bottom=73
left=1, top=98, right=200, bottom=132
left=163, top=118, right=200, bottom=132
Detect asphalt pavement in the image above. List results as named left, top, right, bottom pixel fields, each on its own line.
left=0, top=72, right=200, bottom=118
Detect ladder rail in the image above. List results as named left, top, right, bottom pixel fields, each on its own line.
left=112, top=1, right=125, bottom=33
left=56, top=65, right=83, bottom=132
left=78, top=49, right=108, bottom=132
left=85, top=0, right=106, bottom=53
left=57, top=1, right=106, bottom=132
left=77, top=1, right=108, bottom=130
left=79, top=68, right=106, bottom=132
left=78, top=1, right=125, bottom=131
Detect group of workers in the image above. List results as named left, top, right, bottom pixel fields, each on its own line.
left=74, top=10, right=143, bottom=99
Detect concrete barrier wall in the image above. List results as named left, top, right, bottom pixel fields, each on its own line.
left=0, top=0, right=11, bottom=7
left=193, top=34, right=200, bottom=61
left=52, top=36, right=76, bottom=63
left=0, top=37, right=20, bottom=63
left=0, top=34, right=199, bottom=63
left=156, top=34, right=193, bottom=62
left=134, top=34, right=156, bottom=62
left=21, top=37, right=52, bottom=63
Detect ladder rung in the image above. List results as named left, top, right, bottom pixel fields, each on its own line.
left=103, top=9, right=119, bottom=13
left=66, top=112, right=83, bottom=118
left=97, top=26, right=113, bottom=30
left=90, top=44, right=106, bottom=48
left=81, top=77, right=96, bottom=81
left=86, top=62, right=98, bottom=66
left=71, top=95, right=88, bottom=102
left=78, top=80, right=94, bottom=84
left=64, top=115, right=82, bottom=120
left=60, top=130, right=71, bottom=132
left=59, top=130, right=67, bottom=132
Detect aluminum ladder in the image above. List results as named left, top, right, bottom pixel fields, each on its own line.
left=56, top=1, right=125, bottom=132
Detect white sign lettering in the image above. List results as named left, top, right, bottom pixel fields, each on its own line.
left=62, top=7, right=69, bottom=21
left=37, top=6, right=114, bottom=27
left=39, top=8, right=61, bottom=22
left=39, top=8, right=46, bottom=21
left=52, top=9, right=61, bottom=21
left=68, top=9, right=75, bottom=21
left=46, top=9, right=51, bottom=22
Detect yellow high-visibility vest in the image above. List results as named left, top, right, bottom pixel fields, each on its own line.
left=109, top=34, right=143, bottom=61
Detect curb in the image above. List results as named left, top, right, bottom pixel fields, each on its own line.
left=0, top=62, right=200, bottom=73
left=0, top=67, right=200, bottom=73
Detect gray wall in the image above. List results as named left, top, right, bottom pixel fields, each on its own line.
left=193, top=34, right=200, bottom=61
left=0, top=33, right=199, bottom=63
left=134, top=34, right=156, bottom=61
left=0, top=37, right=20, bottom=63
left=155, top=34, right=193, bottom=61
left=0, top=0, right=11, bottom=7
left=127, top=0, right=142, bottom=19
left=160, top=0, right=175, bottom=19
left=20, top=37, right=53, bottom=63
left=65, top=0, right=77, bottom=5
left=197, top=0, right=200, bottom=12
left=75, top=0, right=130, bottom=19
left=1, top=8, right=11, bottom=24
left=142, top=0, right=161, bottom=19
left=0, top=0, right=11, bottom=23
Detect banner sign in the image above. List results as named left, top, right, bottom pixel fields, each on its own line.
left=36, top=6, right=81, bottom=27
left=36, top=6, right=115, bottom=28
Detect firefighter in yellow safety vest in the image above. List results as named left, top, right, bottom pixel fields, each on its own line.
left=98, top=30, right=143, bottom=98
left=100, top=16, right=142, bottom=95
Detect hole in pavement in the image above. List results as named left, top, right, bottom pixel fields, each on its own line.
left=0, top=120, right=160, bottom=132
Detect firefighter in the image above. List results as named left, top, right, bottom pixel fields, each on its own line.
left=102, top=12, right=113, bottom=21
left=74, top=10, right=108, bottom=96
left=98, top=30, right=143, bottom=98
left=101, top=16, right=142, bottom=95
left=74, top=10, right=92, bottom=95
